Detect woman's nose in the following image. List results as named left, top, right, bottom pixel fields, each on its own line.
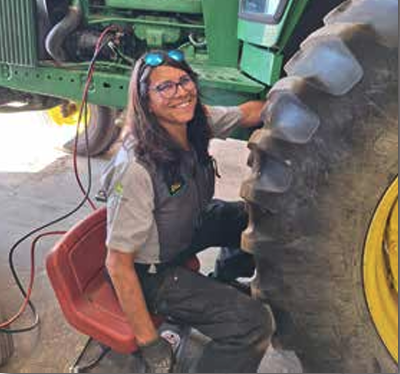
left=175, top=83, right=187, bottom=97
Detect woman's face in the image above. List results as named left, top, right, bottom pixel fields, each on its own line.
left=147, top=66, right=198, bottom=128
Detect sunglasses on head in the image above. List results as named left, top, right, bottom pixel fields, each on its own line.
left=144, top=50, right=185, bottom=67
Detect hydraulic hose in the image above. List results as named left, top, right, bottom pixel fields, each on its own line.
left=45, top=4, right=83, bottom=63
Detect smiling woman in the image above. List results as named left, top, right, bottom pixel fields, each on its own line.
left=147, top=66, right=198, bottom=141
left=101, top=50, right=273, bottom=373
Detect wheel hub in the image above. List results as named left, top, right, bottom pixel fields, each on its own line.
left=47, top=103, right=90, bottom=131
left=364, top=177, right=398, bottom=363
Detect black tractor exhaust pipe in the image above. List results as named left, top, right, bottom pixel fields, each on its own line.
left=45, top=4, right=83, bottom=63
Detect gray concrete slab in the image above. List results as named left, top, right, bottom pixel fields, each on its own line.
left=0, top=112, right=301, bottom=373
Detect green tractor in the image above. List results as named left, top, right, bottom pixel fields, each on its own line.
left=0, top=0, right=397, bottom=372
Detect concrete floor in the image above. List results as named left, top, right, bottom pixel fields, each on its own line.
left=0, top=112, right=301, bottom=373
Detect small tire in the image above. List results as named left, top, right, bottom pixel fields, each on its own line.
left=62, top=104, right=120, bottom=157
left=241, top=0, right=398, bottom=372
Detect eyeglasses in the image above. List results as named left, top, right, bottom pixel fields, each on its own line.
left=150, top=74, right=196, bottom=99
left=144, top=50, right=185, bottom=67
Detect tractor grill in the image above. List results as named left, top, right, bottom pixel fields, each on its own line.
left=0, top=0, right=37, bottom=66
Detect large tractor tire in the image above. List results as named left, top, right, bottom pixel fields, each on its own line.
left=47, top=103, right=120, bottom=156
left=240, top=0, right=398, bottom=372
left=0, top=311, right=14, bottom=367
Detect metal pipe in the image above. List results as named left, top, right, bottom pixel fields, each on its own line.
left=45, top=3, right=83, bottom=63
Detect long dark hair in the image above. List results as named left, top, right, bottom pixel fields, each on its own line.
left=125, top=50, right=212, bottom=178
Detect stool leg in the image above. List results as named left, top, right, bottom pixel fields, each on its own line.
left=69, top=337, right=111, bottom=373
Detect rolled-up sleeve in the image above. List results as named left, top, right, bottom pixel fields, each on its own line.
left=207, top=106, right=243, bottom=139
left=106, top=161, right=156, bottom=255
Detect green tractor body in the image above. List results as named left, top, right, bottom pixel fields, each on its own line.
left=0, top=0, right=337, bottom=110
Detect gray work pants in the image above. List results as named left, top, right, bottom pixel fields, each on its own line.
left=136, top=200, right=274, bottom=373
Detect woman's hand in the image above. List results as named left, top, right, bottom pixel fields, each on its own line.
left=139, top=336, right=174, bottom=373
left=204, top=101, right=267, bottom=129
left=238, top=100, right=266, bottom=128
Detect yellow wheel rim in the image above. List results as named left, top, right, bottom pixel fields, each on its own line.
left=364, top=177, right=398, bottom=363
left=47, top=103, right=91, bottom=133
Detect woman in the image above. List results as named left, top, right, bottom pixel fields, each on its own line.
left=103, top=50, right=275, bottom=373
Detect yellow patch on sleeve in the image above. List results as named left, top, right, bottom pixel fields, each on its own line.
left=114, top=181, right=124, bottom=196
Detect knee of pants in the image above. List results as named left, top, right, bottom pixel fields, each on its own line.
left=235, top=299, right=275, bottom=346
left=256, top=303, right=275, bottom=350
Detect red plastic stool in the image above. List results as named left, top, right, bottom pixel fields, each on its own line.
left=46, top=207, right=199, bottom=372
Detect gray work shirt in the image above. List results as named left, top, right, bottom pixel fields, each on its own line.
left=102, top=106, right=242, bottom=264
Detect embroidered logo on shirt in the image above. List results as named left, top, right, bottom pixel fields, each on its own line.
left=169, top=179, right=185, bottom=196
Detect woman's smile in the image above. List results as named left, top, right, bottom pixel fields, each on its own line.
left=148, top=66, right=198, bottom=126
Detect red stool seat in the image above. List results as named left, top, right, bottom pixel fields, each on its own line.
left=46, top=207, right=199, bottom=354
